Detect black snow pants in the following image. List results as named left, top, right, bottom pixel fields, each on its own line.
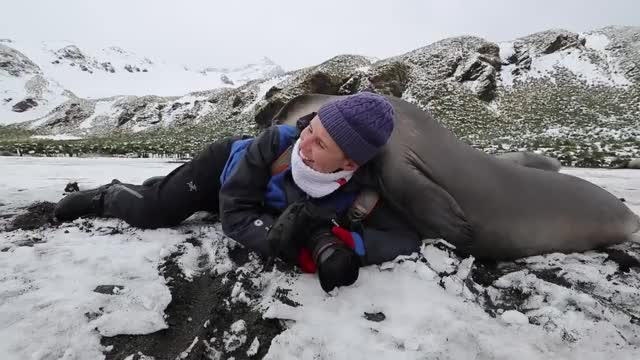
left=101, top=136, right=244, bottom=228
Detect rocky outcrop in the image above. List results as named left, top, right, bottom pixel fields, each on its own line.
left=220, top=74, right=234, bottom=85
left=521, top=29, right=586, bottom=56
left=11, top=98, right=38, bottom=113
left=0, top=44, right=40, bottom=76
left=253, top=55, right=371, bottom=126
left=41, top=100, right=94, bottom=127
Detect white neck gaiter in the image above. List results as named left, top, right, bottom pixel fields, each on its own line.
left=290, top=139, right=355, bottom=198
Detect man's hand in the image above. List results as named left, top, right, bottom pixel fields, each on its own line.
left=266, top=200, right=337, bottom=262
left=309, top=229, right=360, bottom=292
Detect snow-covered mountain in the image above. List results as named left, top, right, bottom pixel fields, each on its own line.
left=0, top=38, right=284, bottom=125
left=1, top=26, right=638, bottom=167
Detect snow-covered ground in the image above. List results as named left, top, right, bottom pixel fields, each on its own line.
left=0, top=157, right=639, bottom=359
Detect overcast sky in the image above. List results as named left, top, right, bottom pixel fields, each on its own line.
left=2, top=0, right=638, bottom=70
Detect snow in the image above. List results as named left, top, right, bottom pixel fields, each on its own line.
left=0, top=157, right=639, bottom=359
left=0, top=72, right=71, bottom=126
left=584, top=33, right=611, bottom=52
left=264, top=261, right=568, bottom=360
left=78, top=99, right=120, bottom=129
left=179, top=336, right=199, bottom=359
left=242, top=75, right=290, bottom=114
left=162, top=94, right=211, bottom=125
left=246, top=337, right=260, bottom=356
left=500, top=36, right=631, bottom=88
left=501, top=310, right=529, bottom=325
left=4, top=40, right=282, bottom=99
left=499, top=41, right=515, bottom=63
left=30, top=134, right=83, bottom=140
left=224, top=320, right=248, bottom=352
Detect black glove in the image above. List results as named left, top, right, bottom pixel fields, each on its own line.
left=266, top=200, right=337, bottom=262
left=308, top=229, right=360, bottom=292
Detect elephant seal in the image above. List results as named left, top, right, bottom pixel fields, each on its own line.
left=628, top=159, right=640, bottom=169
left=496, top=151, right=561, bottom=172
left=272, top=93, right=640, bottom=260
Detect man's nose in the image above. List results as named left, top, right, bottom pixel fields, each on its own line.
left=300, top=134, right=312, bottom=152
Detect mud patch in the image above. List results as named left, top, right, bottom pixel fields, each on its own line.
left=364, top=312, right=386, bottom=322
left=529, top=267, right=572, bottom=288
left=603, top=248, right=640, bottom=273
left=470, top=261, right=524, bottom=287
left=102, top=245, right=283, bottom=359
left=273, top=287, right=301, bottom=308
left=94, top=285, right=125, bottom=295
left=5, top=201, right=57, bottom=231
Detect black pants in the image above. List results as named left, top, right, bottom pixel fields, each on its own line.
left=102, top=136, right=243, bottom=228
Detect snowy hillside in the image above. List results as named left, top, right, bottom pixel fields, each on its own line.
left=0, top=38, right=284, bottom=125
left=1, top=26, right=638, bottom=167
left=0, top=157, right=639, bottom=359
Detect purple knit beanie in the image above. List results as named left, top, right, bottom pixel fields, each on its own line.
left=318, top=92, right=395, bottom=165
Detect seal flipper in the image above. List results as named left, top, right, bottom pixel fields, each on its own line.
left=377, top=155, right=474, bottom=250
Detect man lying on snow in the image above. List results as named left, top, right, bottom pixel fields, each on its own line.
left=54, top=92, right=422, bottom=292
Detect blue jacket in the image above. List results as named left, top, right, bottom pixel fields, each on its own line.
left=218, top=117, right=420, bottom=265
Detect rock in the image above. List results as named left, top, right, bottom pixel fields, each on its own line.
left=519, top=29, right=585, bottom=57
left=338, top=74, right=363, bottom=95
left=542, top=33, right=585, bottom=54
left=101, top=62, right=115, bottom=73
left=0, top=44, right=40, bottom=76
left=64, top=182, right=80, bottom=193
left=454, top=55, right=498, bottom=101
left=363, top=312, right=386, bottom=322
left=93, top=285, right=125, bottom=295
left=253, top=55, right=371, bottom=127
left=509, top=41, right=532, bottom=75
left=265, top=86, right=281, bottom=99
left=124, top=64, right=134, bottom=73
left=232, top=95, right=244, bottom=108
left=11, top=98, right=38, bottom=113
left=42, top=100, right=93, bottom=127
left=55, top=45, right=86, bottom=60
left=171, top=102, right=185, bottom=111
left=367, top=61, right=411, bottom=97
left=477, top=42, right=501, bottom=58
left=220, top=74, right=234, bottom=85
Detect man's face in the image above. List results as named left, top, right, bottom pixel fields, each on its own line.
left=298, top=115, right=358, bottom=174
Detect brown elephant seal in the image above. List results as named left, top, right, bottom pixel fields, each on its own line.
left=272, top=93, right=640, bottom=260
